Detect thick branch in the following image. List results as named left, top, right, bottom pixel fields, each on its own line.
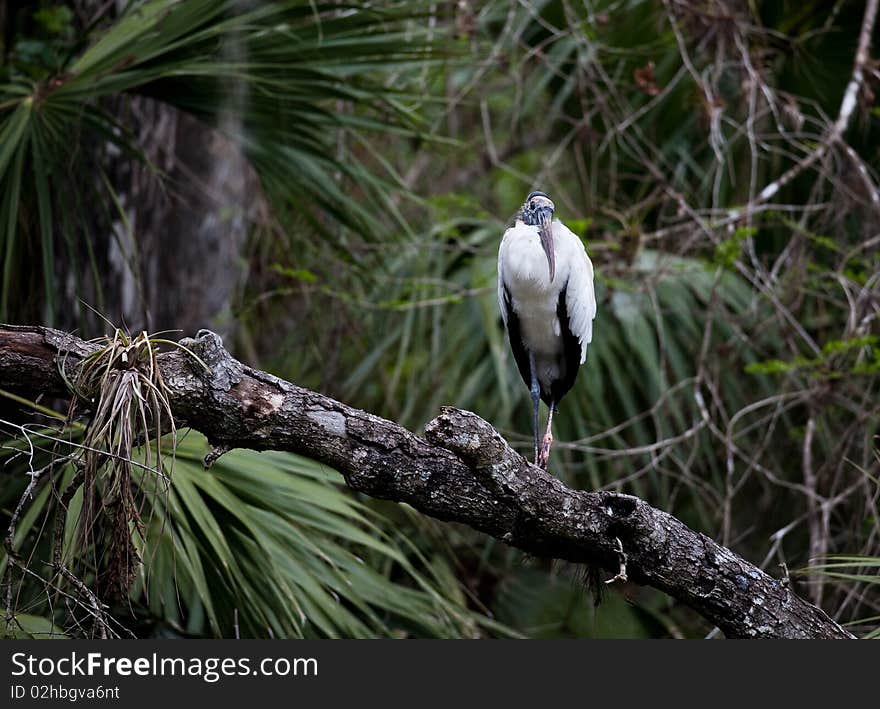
left=0, top=324, right=853, bottom=638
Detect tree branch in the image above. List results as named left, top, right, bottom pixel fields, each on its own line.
left=0, top=324, right=853, bottom=638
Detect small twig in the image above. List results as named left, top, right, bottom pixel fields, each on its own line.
left=780, top=562, right=791, bottom=589
left=54, top=566, right=112, bottom=639
left=605, top=537, right=628, bottom=585
left=4, top=454, right=73, bottom=625
left=803, top=416, right=826, bottom=606
left=52, top=467, right=86, bottom=571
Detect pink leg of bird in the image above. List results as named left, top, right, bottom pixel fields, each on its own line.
left=537, top=402, right=555, bottom=469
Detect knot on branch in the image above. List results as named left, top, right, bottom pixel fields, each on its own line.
left=425, top=406, right=516, bottom=467
left=179, top=329, right=244, bottom=391
left=425, top=406, right=537, bottom=503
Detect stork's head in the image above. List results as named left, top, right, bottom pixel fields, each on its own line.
left=521, top=191, right=556, bottom=281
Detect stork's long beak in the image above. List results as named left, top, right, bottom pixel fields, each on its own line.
left=537, top=207, right=555, bottom=282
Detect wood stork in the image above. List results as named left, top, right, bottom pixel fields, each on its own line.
left=497, top=191, right=596, bottom=469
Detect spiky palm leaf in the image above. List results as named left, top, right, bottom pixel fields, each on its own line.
left=135, top=432, right=506, bottom=638
left=0, top=426, right=507, bottom=638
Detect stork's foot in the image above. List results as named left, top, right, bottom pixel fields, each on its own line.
left=537, top=429, right=553, bottom=469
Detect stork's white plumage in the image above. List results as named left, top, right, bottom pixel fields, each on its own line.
left=498, top=191, right=596, bottom=468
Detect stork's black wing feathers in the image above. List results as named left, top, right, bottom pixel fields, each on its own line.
left=503, top=281, right=582, bottom=406
left=502, top=284, right=533, bottom=393
left=549, top=279, right=582, bottom=405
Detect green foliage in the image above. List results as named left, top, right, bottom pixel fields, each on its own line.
left=493, top=567, right=681, bottom=639
left=1, top=427, right=504, bottom=638
left=746, top=336, right=880, bottom=378
left=1, top=613, right=68, bottom=640
left=137, top=432, right=501, bottom=638
left=0, top=0, right=437, bottom=325
left=713, top=227, right=759, bottom=269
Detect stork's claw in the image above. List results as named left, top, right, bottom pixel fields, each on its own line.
left=537, top=429, right=553, bottom=469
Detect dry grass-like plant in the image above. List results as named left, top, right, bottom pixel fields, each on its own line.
left=3, top=327, right=207, bottom=638
left=62, top=329, right=177, bottom=601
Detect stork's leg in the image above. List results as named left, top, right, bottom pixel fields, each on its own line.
left=538, top=400, right=555, bottom=469
left=529, top=352, right=540, bottom=465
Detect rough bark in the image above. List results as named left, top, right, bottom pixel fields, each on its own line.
left=0, top=323, right=854, bottom=639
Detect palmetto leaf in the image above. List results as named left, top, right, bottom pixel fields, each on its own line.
left=0, top=427, right=504, bottom=638
left=135, top=432, right=506, bottom=638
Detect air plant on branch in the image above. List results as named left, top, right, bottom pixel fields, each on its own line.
left=57, top=327, right=208, bottom=602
